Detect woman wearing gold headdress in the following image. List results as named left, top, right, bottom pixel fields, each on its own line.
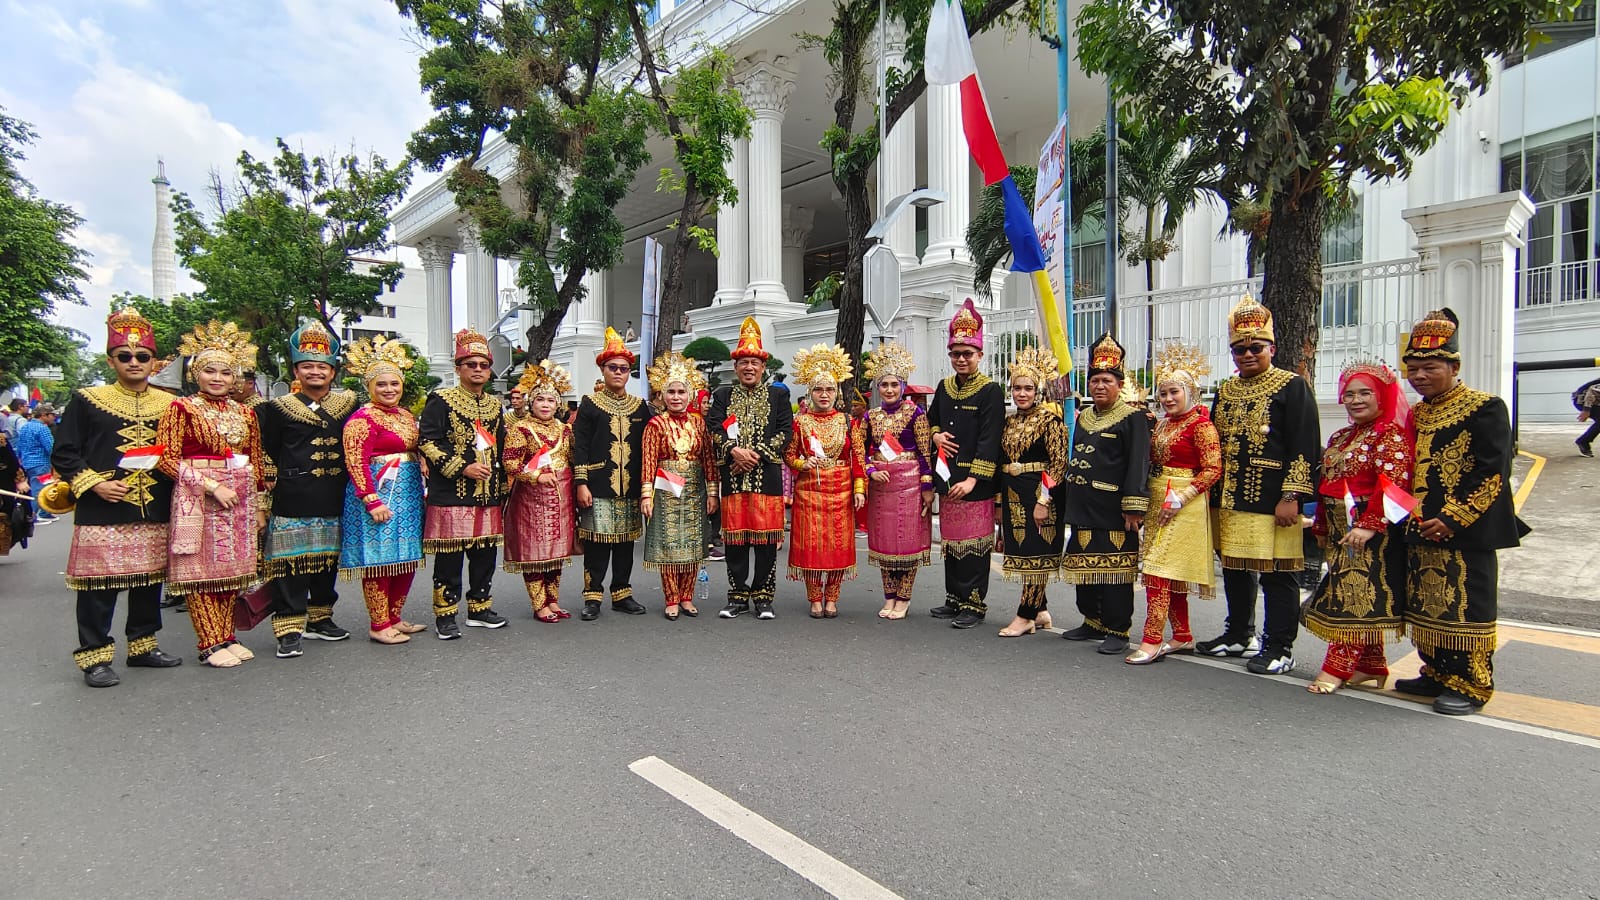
left=1127, top=342, right=1221, bottom=664
left=155, top=321, right=268, bottom=667
left=854, top=341, right=933, bottom=620
left=995, top=347, right=1071, bottom=637
left=640, top=352, right=718, bottom=620
left=502, top=360, right=577, bottom=622
left=786, top=344, right=859, bottom=618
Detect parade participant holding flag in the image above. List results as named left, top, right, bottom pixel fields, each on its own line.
left=502, top=360, right=578, bottom=622
left=785, top=344, right=859, bottom=619
left=418, top=328, right=509, bottom=640
left=51, top=309, right=183, bottom=686
left=928, top=300, right=1004, bottom=629
left=340, top=337, right=426, bottom=644
left=640, top=352, right=717, bottom=621
left=571, top=327, right=651, bottom=620
left=1127, top=342, right=1221, bottom=665
left=994, top=347, right=1071, bottom=637
left=855, top=341, right=933, bottom=620
left=1301, top=360, right=1414, bottom=694
left=708, top=317, right=793, bottom=620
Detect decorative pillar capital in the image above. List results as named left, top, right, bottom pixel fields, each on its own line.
left=456, top=218, right=482, bottom=255
left=781, top=204, right=815, bottom=250
left=737, top=55, right=796, bottom=119
left=416, top=236, right=458, bottom=270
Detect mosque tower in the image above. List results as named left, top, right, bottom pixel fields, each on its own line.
left=151, top=159, right=177, bottom=302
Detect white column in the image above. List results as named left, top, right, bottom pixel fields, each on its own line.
left=714, top=136, right=749, bottom=305
left=781, top=204, right=815, bottom=306
left=579, top=267, right=608, bottom=334
left=924, top=82, right=971, bottom=263
left=457, top=218, right=498, bottom=333
left=881, top=22, right=918, bottom=265
left=416, top=236, right=458, bottom=379
left=738, top=56, right=796, bottom=304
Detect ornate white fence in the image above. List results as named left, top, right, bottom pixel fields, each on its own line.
left=1522, top=259, right=1599, bottom=308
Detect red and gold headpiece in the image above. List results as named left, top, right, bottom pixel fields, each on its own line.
left=1088, top=332, right=1126, bottom=379
left=107, top=309, right=157, bottom=354
left=947, top=298, right=984, bottom=351
left=731, top=316, right=770, bottom=361
left=1403, top=308, right=1461, bottom=362
left=453, top=328, right=492, bottom=364
left=596, top=327, right=637, bottom=367
left=1227, top=294, right=1275, bottom=346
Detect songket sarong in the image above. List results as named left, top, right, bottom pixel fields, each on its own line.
left=65, top=522, right=170, bottom=590
left=423, top=504, right=503, bottom=553
left=1062, top=528, right=1140, bottom=585
left=788, top=462, right=856, bottom=579
left=866, top=458, right=930, bottom=570
left=168, top=462, right=259, bottom=595
left=644, top=461, right=706, bottom=575
left=504, top=468, right=576, bottom=574
left=721, top=493, right=784, bottom=545
left=1140, top=470, right=1215, bottom=597
left=1214, top=508, right=1303, bottom=572
left=340, top=456, right=424, bottom=579
left=939, top=495, right=994, bottom=559
left=261, top=515, right=340, bottom=579
left=1301, top=500, right=1405, bottom=645
left=578, top=496, right=643, bottom=544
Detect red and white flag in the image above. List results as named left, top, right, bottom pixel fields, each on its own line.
left=36, top=472, right=53, bottom=484
left=878, top=432, right=905, bottom=460
left=722, top=414, right=740, bottom=442
left=1342, top=482, right=1359, bottom=522
left=1163, top=479, right=1183, bottom=510
left=1037, top=470, right=1058, bottom=504
left=118, top=445, right=165, bottom=470
left=530, top=436, right=556, bottom=473
left=934, top=446, right=952, bottom=481
left=654, top=467, right=686, bottom=498
left=375, top=457, right=400, bottom=489
left=806, top=429, right=825, bottom=458
left=473, top=421, right=495, bottom=452
left=1375, top=471, right=1419, bottom=524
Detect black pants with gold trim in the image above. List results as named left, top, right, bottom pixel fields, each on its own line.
left=582, top=541, right=636, bottom=603
left=1221, top=568, right=1300, bottom=650
left=75, top=584, right=164, bottom=669
left=1406, top=545, right=1498, bottom=704
left=432, top=545, right=498, bottom=616
left=726, top=543, right=777, bottom=604
left=1074, top=583, right=1132, bottom=637
left=943, top=553, right=991, bottom=616
left=270, top=569, right=338, bottom=636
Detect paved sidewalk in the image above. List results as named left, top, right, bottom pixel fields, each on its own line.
left=1500, top=423, right=1600, bottom=628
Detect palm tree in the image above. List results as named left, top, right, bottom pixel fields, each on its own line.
left=967, top=130, right=1107, bottom=298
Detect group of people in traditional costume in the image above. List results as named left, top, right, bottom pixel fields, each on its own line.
left=37, top=295, right=1521, bottom=717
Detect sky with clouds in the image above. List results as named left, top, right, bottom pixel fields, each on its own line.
left=1, top=0, right=436, bottom=340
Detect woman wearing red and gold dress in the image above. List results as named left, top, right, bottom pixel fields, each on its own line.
left=340, top=337, right=427, bottom=644
left=854, top=341, right=933, bottom=621
left=1302, top=360, right=1413, bottom=693
left=640, top=352, right=718, bottom=620
left=1127, top=342, right=1221, bottom=665
left=156, top=321, right=267, bottom=668
left=786, top=343, right=859, bottom=619
left=502, top=360, right=577, bottom=622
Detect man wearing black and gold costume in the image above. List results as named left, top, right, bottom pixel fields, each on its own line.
left=1200, top=296, right=1321, bottom=675
left=708, top=317, right=793, bottom=620
left=258, top=321, right=358, bottom=658
left=419, top=328, right=508, bottom=640
left=52, top=310, right=183, bottom=687
left=928, top=299, right=1005, bottom=629
left=504, top=385, right=532, bottom=427
left=572, top=327, right=650, bottom=620
left=1060, top=333, right=1152, bottom=655
left=1397, top=308, right=1525, bottom=716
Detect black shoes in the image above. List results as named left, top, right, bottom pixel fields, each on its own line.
left=1197, top=633, right=1260, bottom=657
left=754, top=601, right=776, bottom=620
left=613, top=597, right=647, bottom=615
left=706, top=544, right=726, bottom=561
left=1061, top=623, right=1105, bottom=642
left=1433, top=689, right=1479, bottom=716
left=951, top=611, right=985, bottom=629
left=1245, top=646, right=1296, bottom=675
left=159, top=595, right=184, bottom=609
left=581, top=600, right=602, bottom=621
left=1097, top=635, right=1130, bottom=655
left=305, top=619, right=352, bottom=641
left=930, top=604, right=959, bottom=619
left=275, top=633, right=304, bottom=658
left=719, top=600, right=749, bottom=619
left=436, top=616, right=462, bottom=640
left=1393, top=675, right=1444, bottom=697
left=467, top=608, right=508, bottom=629
left=1577, top=440, right=1594, bottom=458
left=83, top=663, right=120, bottom=688
left=126, top=648, right=182, bottom=668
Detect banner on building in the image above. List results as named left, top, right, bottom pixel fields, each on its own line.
left=640, top=236, right=663, bottom=373
left=1034, top=112, right=1072, bottom=347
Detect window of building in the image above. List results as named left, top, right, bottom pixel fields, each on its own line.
left=1320, top=204, right=1363, bottom=327
left=1503, top=136, right=1599, bottom=305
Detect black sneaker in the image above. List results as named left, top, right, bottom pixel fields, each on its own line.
left=275, top=633, right=304, bottom=658
left=125, top=648, right=182, bottom=668
left=83, top=663, right=120, bottom=688
left=1240, top=633, right=1265, bottom=658
left=1393, top=675, right=1444, bottom=697
left=929, top=604, right=960, bottom=619
left=719, top=601, right=749, bottom=619
left=1197, top=633, right=1254, bottom=657
left=754, top=601, right=776, bottom=620
left=1578, top=441, right=1594, bottom=458
left=951, top=611, right=985, bottom=629
left=467, top=608, right=508, bottom=629
left=1060, top=623, right=1105, bottom=641
left=1097, top=635, right=1130, bottom=655
left=581, top=600, right=602, bottom=621
left=436, top=616, right=462, bottom=640
left=1245, top=646, right=1295, bottom=675
left=706, top=545, right=726, bottom=561
left=304, top=619, right=352, bottom=641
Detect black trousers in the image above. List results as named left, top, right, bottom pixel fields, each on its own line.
left=1220, top=567, right=1300, bottom=650
left=725, top=543, right=777, bottom=604
left=944, top=552, right=991, bottom=615
left=271, top=569, right=338, bottom=619
left=75, top=584, right=163, bottom=664
left=582, top=541, right=636, bottom=603
left=1580, top=411, right=1600, bottom=446
left=432, top=545, right=499, bottom=616
left=1074, top=583, right=1134, bottom=638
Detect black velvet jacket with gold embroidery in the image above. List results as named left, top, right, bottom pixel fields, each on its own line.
left=1403, top=383, right=1524, bottom=551
left=708, top=383, right=792, bottom=496
left=570, top=391, right=649, bottom=500
left=258, top=390, right=357, bottom=518
left=51, top=385, right=177, bottom=526
left=1064, top=401, right=1153, bottom=529
left=418, top=386, right=506, bottom=507
left=1209, top=367, right=1321, bottom=515
left=928, top=374, right=1004, bottom=501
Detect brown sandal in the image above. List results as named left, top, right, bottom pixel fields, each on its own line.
left=201, top=645, right=241, bottom=668
left=369, top=627, right=410, bottom=645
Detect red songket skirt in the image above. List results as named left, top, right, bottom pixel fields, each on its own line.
left=503, top=469, right=575, bottom=573
left=721, top=492, right=784, bottom=545
left=788, top=463, right=857, bottom=578
left=866, top=458, right=930, bottom=569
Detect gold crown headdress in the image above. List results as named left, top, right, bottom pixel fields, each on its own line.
left=180, top=320, right=257, bottom=375
left=1227, top=293, right=1275, bottom=345
left=793, top=343, right=853, bottom=388
left=1339, top=357, right=1397, bottom=386
left=1007, top=345, right=1059, bottom=387
left=1152, top=340, right=1210, bottom=397
left=863, top=341, right=916, bottom=385
left=646, top=351, right=707, bottom=395
left=518, top=359, right=575, bottom=399
left=345, top=335, right=416, bottom=385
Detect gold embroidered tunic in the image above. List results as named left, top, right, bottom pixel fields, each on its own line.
left=1209, top=366, right=1321, bottom=569
left=997, top=406, right=1070, bottom=584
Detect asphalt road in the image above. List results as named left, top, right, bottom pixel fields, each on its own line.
left=2, top=522, right=1597, bottom=899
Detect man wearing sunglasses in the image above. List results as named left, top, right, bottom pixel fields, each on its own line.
left=1199, top=296, right=1320, bottom=675
left=571, top=327, right=650, bottom=620
left=50, top=310, right=183, bottom=687
left=419, top=328, right=509, bottom=639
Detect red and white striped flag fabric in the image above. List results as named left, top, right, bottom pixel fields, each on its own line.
left=806, top=430, right=825, bottom=459
left=1375, top=471, right=1419, bottom=524
left=473, top=421, right=495, bottom=451
left=375, top=457, right=400, bottom=488
left=878, top=432, right=905, bottom=460
left=531, top=436, right=556, bottom=473
left=118, top=445, right=165, bottom=471
left=1037, top=470, right=1058, bottom=504
left=722, top=414, right=740, bottom=442
left=654, top=467, right=686, bottom=498
left=1163, top=479, right=1183, bottom=510
left=934, top=446, right=952, bottom=481
left=1343, top=482, right=1359, bottom=522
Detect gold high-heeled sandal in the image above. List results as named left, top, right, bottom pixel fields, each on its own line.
left=997, top=621, right=1037, bottom=637
left=1125, top=644, right=1168, bottom=665
left=1034, top=611, right=1053, bottom=630
left=1346, top=671, right=1387, bottom=689
left=1306, top=675, right=1344, bottom=694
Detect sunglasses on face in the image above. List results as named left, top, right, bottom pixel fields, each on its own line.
left=459, top=361, right=492, bottom=371
left=1231, top=343, right=1270, bottom=357
left=603, top=364, right=630, bottom=374
left=113, top=351, right=154, bottom=364
left=948, top=350, right=976, bottom=359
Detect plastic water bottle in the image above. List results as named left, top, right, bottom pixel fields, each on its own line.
left=696, top=564, right=710, bottom=602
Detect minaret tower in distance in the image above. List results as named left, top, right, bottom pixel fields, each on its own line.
left=151, top=158, right=177, bottom=302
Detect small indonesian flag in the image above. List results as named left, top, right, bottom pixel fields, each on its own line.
left=1038, top=470, right=1058, bottom=504
left=36, top=472, right=53, bottom=484
left=473, top=421, right=495, bottom=451
left=1342, top=482, right=1359, bottom=522
left=934, top=446, right=952, bottom=481
left=375, top=457, right=400, bottom=489
left=722, top=414, right=740, bottom=442
left=806, top=430, right=825, bottom=458
left=654, top=467, right=686, bottom=498
left=1163, top=479, right=1183, bottom=510
left=878, top=432, right=905, bottom=460
left=1375, top=471, right=1419, bottom=524
left=531, top=436, right=556, bottom=473
left=118, top=445, right=165, bottom=470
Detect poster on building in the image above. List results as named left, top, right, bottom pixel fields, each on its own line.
left=1034, top=111, right=1072, bottom=346
left=640, top=235, right=663, bottom=372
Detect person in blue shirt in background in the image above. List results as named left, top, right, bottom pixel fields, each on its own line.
left=15, top=403, right=57, bottom=521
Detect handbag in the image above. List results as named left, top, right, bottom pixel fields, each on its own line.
left=233, top=582, right=275, bottom=631
left=9, top=500, right=33, bottom=549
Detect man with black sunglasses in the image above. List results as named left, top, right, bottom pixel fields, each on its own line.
left=572, top=327, right=651, bottom=620
left=50, top=310, right=183, bottom=687
left=1199, top=296, right=1320, bottom=675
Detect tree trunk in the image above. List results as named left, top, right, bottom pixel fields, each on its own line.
left=523, top=267, right=587, bottom=364
left=834, top=169, right=873, bottom=372
left=653, top=201, right=697, bottom=362
left=1260, top=189, right=1326, bottom=385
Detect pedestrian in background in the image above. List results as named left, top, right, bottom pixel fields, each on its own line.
left=0, top=429, right=30, bottom=555
left=1574, top=375, right=1600, bottom=457
left=15, top=403, right=57, bottom=522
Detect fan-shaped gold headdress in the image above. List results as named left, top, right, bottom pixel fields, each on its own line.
left=180, top=320, right=257, bottom=375
left=645, top=351, right=707, bottom=395
left=518, top=359, right=575, bottom=399
left=344, top=335, right=416, bottom=386
left=1153, top=340, right=1210, bottom=406
left=1006, top=345, right=1058, bottom=387
left=793, top=343, right=853, bottom=388
left=863, top=341, right=916, bottom=385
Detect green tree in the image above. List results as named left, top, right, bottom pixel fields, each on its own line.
left=1078, top=0, right=1578, bottom=379
left=399, top=0, right=653, bottom=363
left=0, top=109, right=88, bottom=388
left=966, top=130, right=1108, bottom=296
left=171, top=140, right=411, bottom=378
